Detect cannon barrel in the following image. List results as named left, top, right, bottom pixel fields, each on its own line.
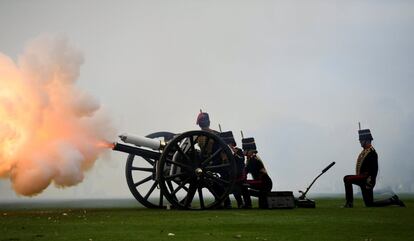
left=113, top=142, right=161, bottom=160
left=119, top=134, right=166, bottom=150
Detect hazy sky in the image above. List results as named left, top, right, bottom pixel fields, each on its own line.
left=1, top=0, right=413, bottom=200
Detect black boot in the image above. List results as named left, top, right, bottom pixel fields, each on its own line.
left=391, top=195, right=406, bottom=207
left=343, top=202, right=353, bottom=208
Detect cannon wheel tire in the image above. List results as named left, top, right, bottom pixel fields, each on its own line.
left=125, top=131, right=175, bottom=208
left=158, top=130, right=236, bottom=210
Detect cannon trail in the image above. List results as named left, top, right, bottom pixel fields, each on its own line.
left=0, top=35, right=115, bottom=196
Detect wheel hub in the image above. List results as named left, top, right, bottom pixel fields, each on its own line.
left=195, top=168, right=203, bottom=177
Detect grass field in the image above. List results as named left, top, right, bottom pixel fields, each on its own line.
left=1, top=197, right=413, bottom=241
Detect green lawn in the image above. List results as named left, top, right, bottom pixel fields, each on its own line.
left=1, top=198, right=413, bottom=241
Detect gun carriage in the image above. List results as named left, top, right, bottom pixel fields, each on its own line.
left=113, top=130, right=237, bottom=210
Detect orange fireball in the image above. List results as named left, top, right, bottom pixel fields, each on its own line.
left=0, top=35, right=115, bottom=196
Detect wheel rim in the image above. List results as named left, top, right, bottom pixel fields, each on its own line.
left=158, top=130, right=236, bottom=210
left=125, top=131, right=175, bottom=208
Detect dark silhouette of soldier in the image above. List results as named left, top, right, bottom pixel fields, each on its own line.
left=243, top=137, right=272, bottom=208
left=196, top=111, right=215, bottom=133
left=196, top=111, right=232, bottom=208
left=343, top=128, right=405, bottom=208
left=219, top=131, right=251, bottom=208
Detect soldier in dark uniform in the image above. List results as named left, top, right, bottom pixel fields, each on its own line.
left=196, top=111, right=232, bottom=208
left=196, top=111, right=216, bottom=133
left=219, top=131, right=251, bottom=208
left=242, top=137, right=272, bottom=208
left=196, top=111, right=221, bottom=159
left=343, top=129, right=405, bottom=208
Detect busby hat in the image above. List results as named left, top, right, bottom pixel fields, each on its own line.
left=196, top=112, right=210, bottom=128
left=358, top=129, right=373, bottom=141
left=242, top=137, right=257, bottom=152
left=219, top=131, right=237, bottom=146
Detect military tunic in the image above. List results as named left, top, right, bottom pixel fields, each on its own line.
left=344, top=146, right=398, bottom=207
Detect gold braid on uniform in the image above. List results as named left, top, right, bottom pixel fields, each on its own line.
left=356, top=146, right=374, bottom=175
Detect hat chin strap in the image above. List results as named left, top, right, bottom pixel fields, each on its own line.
left=360, top=140, right=372, bottom=148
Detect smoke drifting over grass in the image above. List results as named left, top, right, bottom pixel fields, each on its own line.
left=0, top=35, right=115, bottom=196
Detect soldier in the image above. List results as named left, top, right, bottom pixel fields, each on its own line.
left=242, top=137, right=272, bottom=208
left=196, top=111, right=220, bottom=157
left=219, top=131, right=251, bottom=208
left=343, top=128, right=405, bottom=208
left=196, top=111, right=232, bottom=208
left=196, top=111, right=216, bottom=133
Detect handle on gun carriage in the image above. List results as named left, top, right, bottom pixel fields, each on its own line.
left=299, top=161, right=336, bottom=199
left=322, top=162, right=336, bottom=173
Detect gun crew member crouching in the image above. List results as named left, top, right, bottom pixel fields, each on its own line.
left=219, top=131, right=251, bottom=209
left=242, top=137, right=273, bottom=209
left=343, top=128, right=405, bottom=208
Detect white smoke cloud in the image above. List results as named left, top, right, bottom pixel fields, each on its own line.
left=0, top=35, right=116, bottom=196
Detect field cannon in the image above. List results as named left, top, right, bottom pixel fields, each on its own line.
left=112, top=130, right=237, bottom=210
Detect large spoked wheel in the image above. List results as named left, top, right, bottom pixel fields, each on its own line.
left=157, top=130, right=236, bottom=210
left=125, top=131, right=175, bottom=208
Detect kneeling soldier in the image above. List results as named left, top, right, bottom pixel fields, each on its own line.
left=243, top=137, right=273, bottom=208
left=343, top=128, right=405, bottom=208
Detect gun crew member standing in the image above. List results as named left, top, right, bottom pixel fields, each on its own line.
left=243, top=137, right=272, bottom=208
left=343, top=128, right=405, bottom=208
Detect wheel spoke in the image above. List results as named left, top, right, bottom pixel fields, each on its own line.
left=184, top=183, right=197, bottom=207
left=187, top=136, right=197, bottom=160
left=144, top=181, right=158, bottom=200
left=206, top=185, right=219, bottom=200
left=159, top=187, right=164, bottom=207
left=165, top=172, right=187, bottom=181
left=172, top=179, right=189, bottom=192
left=172, top=177, right=192, bottom=195
left=204, top=163, right=230, bottom=171
left=198, top=187, right=205, bottom=209
left=174, top=144, right=193, bottom=164
left=204, top=181, right=227, bottom=204
left=189, top=136, right=196, bottom=156
left=134, top=175, right=153, bottom=187
left=143, top=157, right=155, bottom=166
left=201, top=147, right=223, bottom=167
left=166, top=181, right=175, bottom=197
left=131, top=167, right=154, bottom=172
left=193, top=135, right=200, bottom=147
left=205, top=172, right=230, bottom=185
left=165, top=159, right=192, bottom=171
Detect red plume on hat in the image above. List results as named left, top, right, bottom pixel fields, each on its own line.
left=196, top=110, right=210, bottom=128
